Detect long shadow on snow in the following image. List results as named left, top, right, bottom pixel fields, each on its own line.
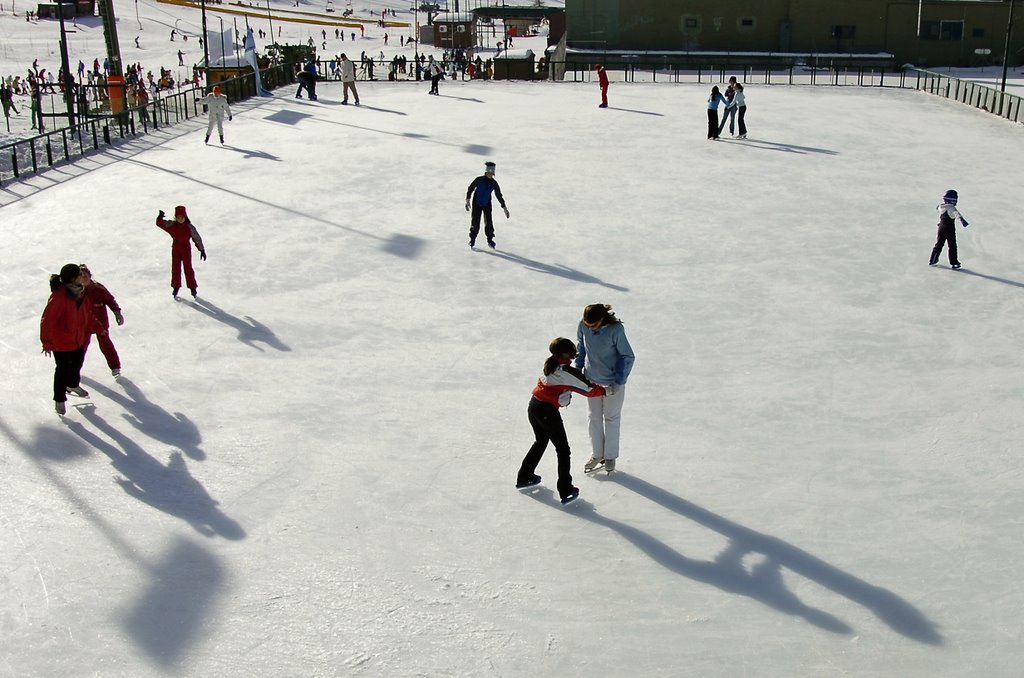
left=605, top=106, right=665, bottom=116
left=945, top=266, right=1024, bottom=289
left=82, top=376, right=205, bottom=460
left=723, top=138, right=839, bottom=155
left=184, top=296, right=292, bottom=351
left=65, top=404, right=245, bottom=540
left=574, top=473, right=941, bottom=644
left=482, top=249, right=630, bottom=291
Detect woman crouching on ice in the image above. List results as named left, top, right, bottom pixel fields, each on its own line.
left=516, top=337, right=606, bottom=505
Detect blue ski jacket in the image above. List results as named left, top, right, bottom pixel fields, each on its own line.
left=574, top=321, right=635, bottom=386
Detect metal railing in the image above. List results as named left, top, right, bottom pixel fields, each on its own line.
left=1, top=64, right=292, bottom=186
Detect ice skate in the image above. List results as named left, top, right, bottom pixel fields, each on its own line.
left=54, top=400, right=66, bottom=415
left=516, top=474, right=542, bottom=490
left=560, top=487, right=580, bottom=505
left=584, top=457, right=604, bottom=472
left=66, top=386, right=89, bottom=398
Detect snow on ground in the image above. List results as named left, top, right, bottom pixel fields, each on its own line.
left=2, top=3, right=1024, bottom=678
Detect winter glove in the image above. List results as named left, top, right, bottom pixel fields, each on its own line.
left=558, top=392, right=572, bottom=407
left=465, top=199, right=470, bottom=212
left=229, top=116, right=233, bottom=121
left=960, top=217, right=969, bottom=228
left=114, top=312, right=124, bottom=326
left=158, top=209, right=165, bottom=220
left=200, top=250, right=207, bottom=261
left=503, top=207, right=510, bottom=219
left=604, top=383, right=620, bottom=397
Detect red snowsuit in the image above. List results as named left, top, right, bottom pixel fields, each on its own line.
left=82, top=280, right=122, bottom=370
left=156, top=206, right=205, bottom=290
left=41, top=283, right=96, bottom=403
left=596, top=65, right=609, bottom=106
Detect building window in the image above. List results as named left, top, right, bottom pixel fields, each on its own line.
left=684, top=17, right=698, bottom=29
left=439, top=24, right=448, bottom=33
left=457, top=25, right=466, bottom=33
left=830, top=25, right=856, bottom=39
left=738, top=17, right=755, bottom=31
left=972, top=27, right=985, bottom=39
left=921, top=20, right=964, bottom=41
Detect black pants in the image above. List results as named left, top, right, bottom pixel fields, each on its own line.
left=430, top=74, right=441, bottom=94
left=707, top=109, right=719, bottom=139
left=930, top=221, right=959, bottom=265
left=469, top=206, right=495, bottom=245
left=52, top=347, right=85, bottom=403
left=737, top=105, right=747, bottom=136
left=519, top=399, right=574, bottom=498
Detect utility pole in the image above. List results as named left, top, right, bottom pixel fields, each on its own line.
left=1000, top=0, right=1016, bottom=93
left=56, top=0, right=75, bottom=125
left=97, top=0, right=124, bottom=76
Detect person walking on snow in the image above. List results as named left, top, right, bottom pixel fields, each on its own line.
left=575, top=304, right=635, bottom=473
left=41, top=264, right=96, bottom=415
left=79, top=264, right=124, bottom=377
left=595, top=63, right=609, bottom=108
left=465, top=161, right=509, bottom=249
left=155, top=205, right=207, bottom=299
left=517, top=337, right=606, bottom=505
left=198, top=85, right=232, bottom=144
left=340, top=54, right=359, bottom=104
left=930, top=189, right=969, bottom=269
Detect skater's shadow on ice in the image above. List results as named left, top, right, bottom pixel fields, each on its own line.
left=264, top=109, right=315, bottom=125
left=436, top=94, right=484, bottom=103
left=483, top=249, right=629, bottom=291
left=947, top=267, right=1024, bottom=289
left=380, top=233, right=427, bottom=259
left=82, top=377, right=205, bottom=461
left=729, top=138, right=839, bottom=155
left=605, top=106, right=664, bottom=117
left=578, top=473, right=942, bottom=645
left=219, top=144, right=282, bottom=161
left=65, top=405, right=245, bottom=540
left=186, top=298, right=292, bottom=352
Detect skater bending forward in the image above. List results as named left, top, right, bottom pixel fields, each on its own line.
left=929, top=189, right=969, bottom=269
left=517, top=337, right=606, bottom=505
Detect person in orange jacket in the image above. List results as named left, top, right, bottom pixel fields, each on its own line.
left=155, top=205, right=206, bottom=299
left=40, top=264, right=96, bottom=415
left=80, top=263, right=124, bottom=377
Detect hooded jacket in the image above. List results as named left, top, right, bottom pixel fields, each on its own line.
left=41, top=284, right=95, bottom=352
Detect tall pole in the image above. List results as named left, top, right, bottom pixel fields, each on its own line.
left=414, top=6, right=420, bottom=80
left=1000, top=0, right=1016, bottom=93
left=56, top=0, right=75, bottom=126
left=266, top=0, right=275, bottom=46
left=201, top=0, right=210, bottom=83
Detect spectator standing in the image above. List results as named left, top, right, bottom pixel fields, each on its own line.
left=340, top=54, right=359, bottom=105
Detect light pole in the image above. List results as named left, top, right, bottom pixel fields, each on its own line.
left=1000, top=0, right=1017, bottom=93
left=201, top=0, right=210, bottom=85
left=56, top=0, right=75, bottom=125
left=414, top=5, right=420, bottom=80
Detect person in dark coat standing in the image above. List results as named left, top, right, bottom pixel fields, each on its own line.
left=41, top=264, right=96, bottom=415
left=929, top=189, right=969, bottom=269
left=156, top=205, right=207, bottom=298
left=595, top=63, right=609, bottom=108
left=79, top=264, right=124, bottom=377
left=517, top=337, right=606, bottom=505
left=465, top=161, right=509, bottom=249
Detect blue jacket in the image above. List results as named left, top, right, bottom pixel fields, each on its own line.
left=466, top=175, right=506, bottom=209
left=575, top=321, right=635, bottom=386
left=707, top=92, right=727, bottom=110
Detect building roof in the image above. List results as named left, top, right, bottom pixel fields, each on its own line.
left=471, top=6, right=564, bottom=20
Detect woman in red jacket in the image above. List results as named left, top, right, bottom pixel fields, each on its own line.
left=155, top=205, right=206, bottom=299
left=80, top=264, right=124, bottom=377
left=517, top=337, right=605, bottom=505
left=40, top=264, right=95, bottom=415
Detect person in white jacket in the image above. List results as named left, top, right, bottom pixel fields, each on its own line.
left=929, top=189, right=970, bottom=269
left=340, top=54, right=359, bottom=105
left=198, top=85, right=232, bottom=144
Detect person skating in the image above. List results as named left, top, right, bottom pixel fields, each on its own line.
left=339, top=54, right=359, bottom=105
left=575, top=304, right=635, bottom=473
left=426, top=56, right=443, bottom=95
left=79, top=264, right=124, bottom=377
left=155, top=205, right=207, bottom=298
left=719, top=76, right=738, bottom=137
left=198, top=85, right=232, bottom=144
left=296, top=56, right=318, bottom=100
left=707, top=86, right=728, bottom=140
left=730, top=82, right=748, bottom=139
left=465, top=161, right=509, bottom=249
left=595, top=63, right=609, bottom=108
left=40, top=264, right=96, bottom=415
left=517, top=338, right=606, bottom=505
left=930, top=189, right=969, bottom=269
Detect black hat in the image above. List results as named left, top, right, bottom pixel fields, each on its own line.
left=59, top=263, right=81, bottom=284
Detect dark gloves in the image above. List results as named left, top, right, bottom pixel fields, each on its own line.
left=229, top=116, right=233, bottom=121
left=158, top=209, right=165, bottom=219
left=200, top=250, right=207, bottom=261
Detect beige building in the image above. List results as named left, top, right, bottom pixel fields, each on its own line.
left=565, top=0, right=1023, bottom=67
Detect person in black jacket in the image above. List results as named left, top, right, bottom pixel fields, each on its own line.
left=465, top=161, right=509, bottom=249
